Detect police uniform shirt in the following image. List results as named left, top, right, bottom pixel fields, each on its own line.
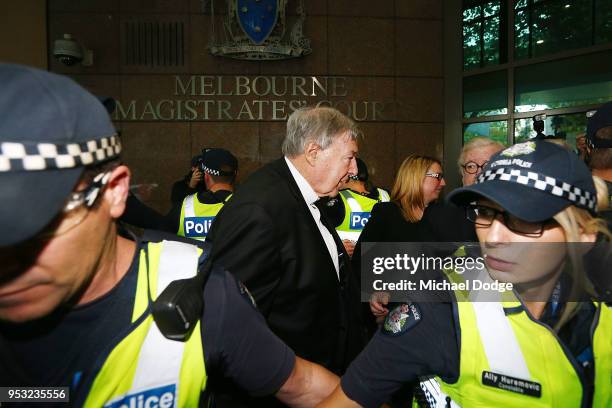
left=323, top=187, right=387, bottom=228
left=0, top=233, right=295, bottom=399
left=340, top=283, right=597, bottom=408
left=164, top=189, right=233, bottom=233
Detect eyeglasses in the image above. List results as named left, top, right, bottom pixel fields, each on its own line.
left=466, top=204, right=554, bottom=237
left=461, top=161, right=488, bottom=174
left=425, top=172, right=444, bottom=180
left=34, top=171, right=111, bottom=240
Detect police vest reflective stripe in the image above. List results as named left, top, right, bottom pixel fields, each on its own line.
left=336, top=189, right=390, bottom=241
left=82, top=240, right=207, bottom=408
left=418, top=266, right=612, bottom=407
left=178, top=193, right=232, bottom=241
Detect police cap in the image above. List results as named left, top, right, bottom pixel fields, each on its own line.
left=200, top=148, right=238, bottom=177
left=587, top=101, right=612, bottom=148
left=0, top=64, right=120, bottom=246
left=448, top=140, right=596, bottom=223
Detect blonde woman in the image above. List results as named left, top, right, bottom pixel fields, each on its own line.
left=352, top=155, right=445, bottom=248
left=320, top=141, right=612, bottom=408
left=352, top=155, right=445, bottom=335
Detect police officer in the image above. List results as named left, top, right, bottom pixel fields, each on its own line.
left=170, top=154, right=206, bottom=206
left=177, top=148, right=236, bottom=241
left=0, top=64, right=338, bottom=407
left=319, top=141, right=612, bottom=407
left=584, top=101, right=612, bottom=210
left=325, top=158, right=390, bottom=257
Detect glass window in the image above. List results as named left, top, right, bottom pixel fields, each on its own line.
left=463, top=0, right=502, bottom=70
left=464, top=70, right=508, bottom=118
left=514, top=0, right=611, bottom=60
left=515, top=0, right=527, bottom=8
left=483, top=16, right=501, bottom=66
left=514, top=50, right=612, bottom=112
left=514, top=9, right=530, bottom=59
left=464, top=5, right=482, bottom=21
left=514, top=112, right=588, bottom=150
left=531, top=0, right=591, bottom=58
left=595, top=0, right=612, bottom=44
left=464, top=22, right=482, bottom=70
left=464, top=121, right=509, bottom=144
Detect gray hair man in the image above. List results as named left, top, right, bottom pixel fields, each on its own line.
left=207, top=106, right=364, bottom=405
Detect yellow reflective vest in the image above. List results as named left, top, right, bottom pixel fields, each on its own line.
left=178, top=192, right=232, bottom=241
left=81, top=240, right=207, bottom=407
left=417, top=264, right=612, bottom=407
left=336, top=188, right=390, bottom=241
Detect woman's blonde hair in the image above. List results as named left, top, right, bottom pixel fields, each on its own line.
left=391, top=155, right=441, bottom=222
left=551, top=178, right=611, bottom=330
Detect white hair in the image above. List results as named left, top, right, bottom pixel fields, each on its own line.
left=457, top=137, right=506, bottom=172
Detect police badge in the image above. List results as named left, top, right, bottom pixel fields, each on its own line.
left=382, top=303, right=421, bottom=336
left=501, top=141, right=536, bottom=157
left=208, top=0, right=312, bottom=60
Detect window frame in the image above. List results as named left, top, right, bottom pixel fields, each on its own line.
left=459, top=0, right=612, bottom=146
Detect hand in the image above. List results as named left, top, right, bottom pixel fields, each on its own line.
left=576, top=133, right=588, bottom=159
left=342, top=240, right=356, bottom=258
left=369, top=291, right=390, bottom=318
left=189, top=168, right=203, bottom=188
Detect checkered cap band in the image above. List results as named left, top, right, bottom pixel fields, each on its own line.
left=477, top=167, right=597, bottom=212
left=201, top=165, right=235, bottom=177
left=0, top=135, right=121, bottom=172
left=202, top=165, right=220, bottom=176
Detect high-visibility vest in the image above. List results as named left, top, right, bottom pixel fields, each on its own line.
left=178, top=193, right=232, bottom=241
left=80, top=240, right=207, bottom=407
left=336, top=188, right=390, bottom=241
left=417, top=265, right=612, bottom=408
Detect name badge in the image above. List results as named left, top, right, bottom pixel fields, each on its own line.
left=105, top=384, right=176, bottom=408
left=184, top=216, right=214, bottom=238
left=482, top=371, right=541, bottom=398
left=349, top=212, right=370, bottom=230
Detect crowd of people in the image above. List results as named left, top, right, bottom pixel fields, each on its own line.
left=0, top=63, right=611, bottom=408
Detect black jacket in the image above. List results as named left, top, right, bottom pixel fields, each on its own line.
left=207, top=158, right=365, bottom=373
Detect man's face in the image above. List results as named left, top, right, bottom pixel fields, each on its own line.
left=461, top=145, right=502, bottom=186
left=310, top=131, right=358, bottom=196
left=0, top=179, right=118, bottom=323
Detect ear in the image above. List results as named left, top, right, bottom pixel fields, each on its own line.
left=104, top=165, right=131, bottom=219
left=203, top=172, right=212, bottom=188
left=303, top=141, right=320, bottom=166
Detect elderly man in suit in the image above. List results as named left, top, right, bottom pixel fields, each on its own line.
left=208, top=107, right=364, bottom=386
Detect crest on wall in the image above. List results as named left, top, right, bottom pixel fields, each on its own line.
left=207, top=0, right=312, bottom=60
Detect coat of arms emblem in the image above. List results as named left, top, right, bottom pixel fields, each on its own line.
left=207, top=0, right=311, bottom=60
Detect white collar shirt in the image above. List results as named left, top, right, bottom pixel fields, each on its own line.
left=284, top=156, right=340, bottom=278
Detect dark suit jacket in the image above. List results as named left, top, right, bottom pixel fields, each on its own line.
left=207, top=158, right=364, bottom=374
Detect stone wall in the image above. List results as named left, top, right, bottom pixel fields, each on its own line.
left=48, top=0, right=444, bottom=212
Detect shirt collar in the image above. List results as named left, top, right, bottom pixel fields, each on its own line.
left=285, top=156, right=319, bottom=206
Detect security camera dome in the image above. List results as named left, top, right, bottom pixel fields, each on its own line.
left=53, top=34, right=84, bottom=66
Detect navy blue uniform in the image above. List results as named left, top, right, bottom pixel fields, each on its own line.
left=341, top=286, right=596, bottom=408
left=0, top=233, right=294, bottom=402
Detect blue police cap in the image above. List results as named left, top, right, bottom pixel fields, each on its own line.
left=586, top=101, right=612, bottom=148
left=0, top=64, right=120, bottom=246
left=448, top=140, right=596, bottom=223
left=200, top=148, right=237, bottom=177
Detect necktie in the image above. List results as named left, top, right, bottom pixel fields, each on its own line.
left=315, top=197, right=348, bottom=281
